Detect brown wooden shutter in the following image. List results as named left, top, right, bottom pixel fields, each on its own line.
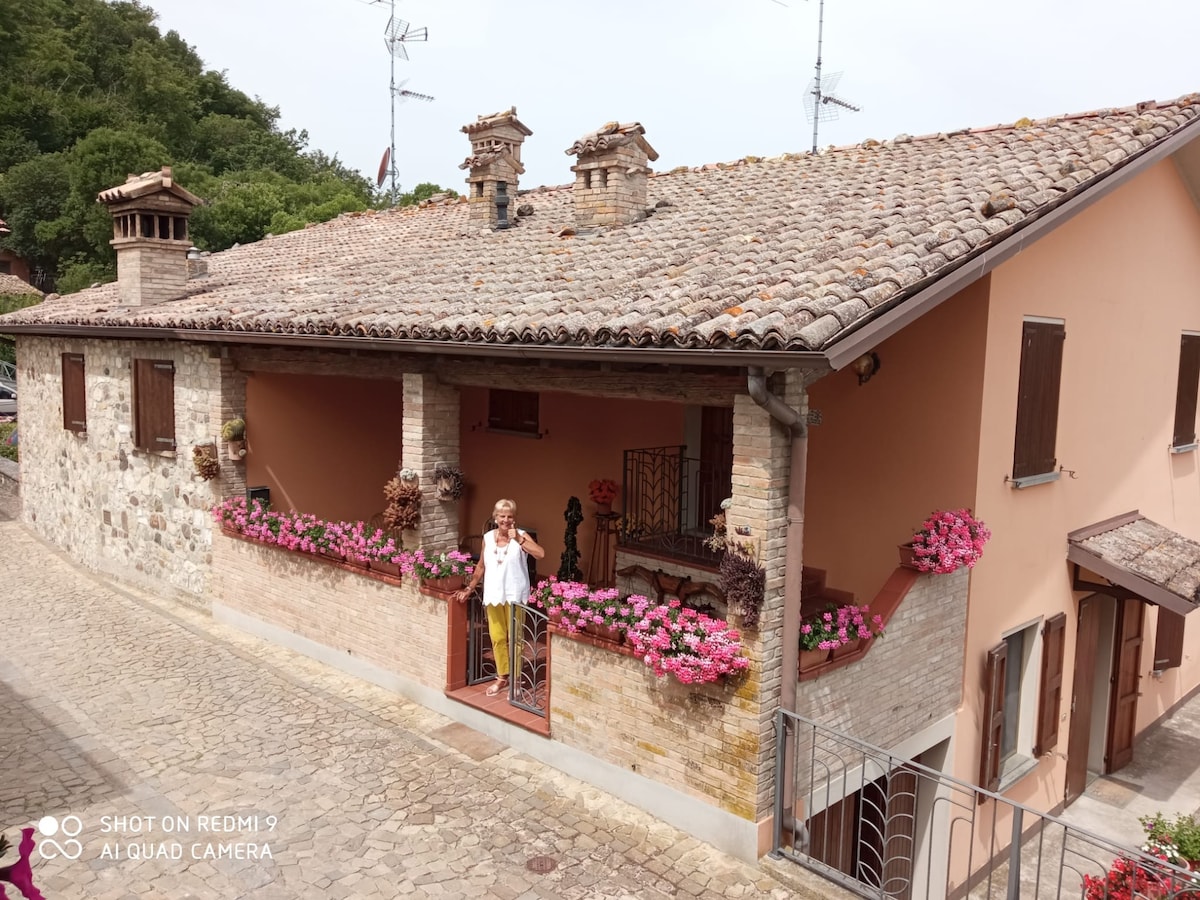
left=1035, top=613, right=1067, bottom=756
left=61, top=353, right=86, bottom=432
left=1154, top=608, right=1186, bottom=671
left=488, top=389, right=539, bottom=434
left=979, top=641, right=1008, bottom=792
left=1013, top=320, right=1066, bottom=479
left=1173, top=334, right=1200, bottom=448
left=133, top=359, right=176, bottom=450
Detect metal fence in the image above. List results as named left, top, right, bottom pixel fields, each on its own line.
left=621, top=445, right=726, bottom=566
left=772, top=709, right=1199, bottom=899
left=466, top=590, right=548, bottom=718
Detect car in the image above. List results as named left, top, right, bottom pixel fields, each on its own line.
left=0, top=385, right=15, bottom=417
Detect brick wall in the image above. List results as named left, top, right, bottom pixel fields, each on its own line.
left=212, top=533, right=448, bottom=688
left=549, top=636, right=763, bottom=820
left=402, top=373, right=461, bottom=553
left=798, top=568, right=968, bottom=748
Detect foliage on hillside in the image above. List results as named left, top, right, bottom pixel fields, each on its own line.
left=0, top=0, right=377, bottom=291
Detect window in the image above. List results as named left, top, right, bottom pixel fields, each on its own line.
left=1012, top=318, right=1066, bottom=484
left=1172, top=332, right=1200, bottom=450
left=487, top=389, right=539, bottom=435
left=132, top=359, right=176, bottom=451
left=62, top=353, right=86, bottom=433
left=1154, top=608, right=1186, bottom=671
left=979, top=614, right=1064, bottom=792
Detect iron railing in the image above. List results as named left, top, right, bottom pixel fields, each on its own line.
left=466, top=589, right=548, bottom=718
left=621, top=446, right=726, bottom=566
left=773, top=710, right=1199, bottom=899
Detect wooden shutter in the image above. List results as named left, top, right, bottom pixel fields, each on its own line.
left=979, top=641, right=1008, bottom=792
left=1173, top=334, right=1200, bottom=448
left=1154, top=608, right=1186, bottom=671
left=1035, top=613, right=1067, bottom=756
left=487, top=389, right=539, bottom=434
left=1012, top=320, right=1066, bottom=479
left=61, top=353, right=87, bottom=432
left=133, top=359, right=176, bottom=451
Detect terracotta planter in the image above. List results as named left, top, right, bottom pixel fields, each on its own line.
left=832, top=637, right=862, bottom=660
left=226, top=440, right=247, bottom=461
left=344, top=556, right=369, bottom=570
left=898, top=543, right=921, bottom=570
left=422, top=575, right=465, bottom=592
left=369, top=559, right=402, bottom=578
left=799, top=647, right=831, bottom=670
left=595, top=501, right=613, bottom=515
left=321, top=548, right=346, bottom=562
left=583, top=622, right=623, bottom=644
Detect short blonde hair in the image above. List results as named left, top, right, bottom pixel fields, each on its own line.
left=493, top=498, right=517, bottom=517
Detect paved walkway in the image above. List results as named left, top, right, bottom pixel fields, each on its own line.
left=0, top=504, right=797, bottom=899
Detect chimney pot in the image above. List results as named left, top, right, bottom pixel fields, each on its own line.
left=565, top=122, right=658, bottom=228
left=460, top=107, right=531, bottom=228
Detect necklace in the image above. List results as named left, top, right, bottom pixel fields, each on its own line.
left=492, top=534, right=512, bottom=568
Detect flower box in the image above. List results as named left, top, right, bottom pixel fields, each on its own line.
left=898, top=543, right=919, bottom=570
left=800, top=647, right=831, bottom=669
left=369, top=559, right=402, bottom=578
left=422, top=575, right=465, bottom=592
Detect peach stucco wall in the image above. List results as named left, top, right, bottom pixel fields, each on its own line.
left=459, top=388, right=686, bottom=578
left=804, top=278, right=989, bottom=606
left=245, top=372, right=408, bottom=523
left=961, top=157, right=1200, bottom=808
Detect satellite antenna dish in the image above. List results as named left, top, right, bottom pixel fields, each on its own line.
left=801, top=0, right=860, bottom=154
left=372, top=0, right=431, bottom=204
left=376, top=148, right=390, bottom=189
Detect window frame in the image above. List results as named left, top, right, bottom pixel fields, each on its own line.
left=487, top=388, right=540, bottom=437
left=132, top=358, right=177, bottom=452
left=1011, top=317, right=1066, bottom=487
left=61, top=352, right=87, bottom=434
left=980, top=618, right=1052, bottom=794
left=1171, top=332, right=1200, bottom=452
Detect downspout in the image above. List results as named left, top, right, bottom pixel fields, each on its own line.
left=746, top=366, right=807, bottom=718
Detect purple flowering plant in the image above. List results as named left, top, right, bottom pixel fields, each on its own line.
left=910, top=508, right=992, bottom=574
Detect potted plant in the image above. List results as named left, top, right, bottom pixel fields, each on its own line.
left=799, top=603, right=885, bottom=668
left=433, top=463, right=466, bottom=501
left=587, top=478, right=619, bottom=514
left=221, top=418, right=246, bottom=460
left=383, top=472, right=422, bottom=531
left=719, top=541, right=766, bottom=628
left=405, top=548, right=474, bottom=592
left=902, top=508, right=992, bottom=574
left=192, top=443, right=220, bottom=481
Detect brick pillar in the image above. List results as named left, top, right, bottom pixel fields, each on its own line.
left=212, top=356, right=247, bottom=500
left=727, top=370, right=807, bottom=836
left=402, top=373, right=461, bottom=552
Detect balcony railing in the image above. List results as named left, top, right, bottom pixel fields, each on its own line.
left=620, top=446, right=727, bottom=567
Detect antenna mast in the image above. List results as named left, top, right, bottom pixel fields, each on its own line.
left=376, top=0, right=430, bottom=204
left=802, top=0, right=860, bottom=154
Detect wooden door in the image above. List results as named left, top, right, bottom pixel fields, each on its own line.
left=1065, top=596, right=1100, bottom=805
left=698, top=406, right=733, bottom=527
left=808, top=792, right=857, bottom=876
left=880, top=768, right=917, bottom=900
left=1106, top=598, right=1144, bottom=773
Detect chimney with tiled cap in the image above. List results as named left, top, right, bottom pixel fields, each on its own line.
left=98, top=166, right=201, bottom=306
left=460, top=107, right=532, bottom=228
left=565, top=121, right=658, bottom=228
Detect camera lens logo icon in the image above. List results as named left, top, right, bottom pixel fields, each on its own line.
left=36, top=815, right=84, bottom=860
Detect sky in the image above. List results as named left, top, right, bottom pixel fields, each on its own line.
left=144, top=0, right=1200, bottom=196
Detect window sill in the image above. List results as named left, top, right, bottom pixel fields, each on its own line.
left=485, top=427, right=543, bottom=440
left=1009, top=471, right=1060, bottom=490
left=1170, top=442, right=1198, bottom=455
left=997, top=754, right=1039, bottom=792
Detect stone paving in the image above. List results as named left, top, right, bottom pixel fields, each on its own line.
left=0, top=497, right=800, bottom=899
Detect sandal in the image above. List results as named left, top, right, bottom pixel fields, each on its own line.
left=485, top=677, right=508, bottom=697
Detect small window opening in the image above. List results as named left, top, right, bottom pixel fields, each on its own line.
left=599, top=168, right=609, bottom=188
left=583, top=170, right=593, bottom=189
left=173, top=217, right=187, bottom=241
left=140, top=214, right=154, bottom=238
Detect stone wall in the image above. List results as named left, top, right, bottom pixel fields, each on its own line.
left=798, top=568, right=969, bottom=749
left=212, top=533, right=448, bottom=688
left=548, top=636, right=763, bottom=820
left=15, top=336, right=236, bottom=604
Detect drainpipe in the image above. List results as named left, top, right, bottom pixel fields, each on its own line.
left=746, top=366, right=807, bottom=718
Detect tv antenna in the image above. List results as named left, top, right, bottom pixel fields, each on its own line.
left=374, top=0, right=430, bottom=203
left=802, top=0, right=860, bottom=154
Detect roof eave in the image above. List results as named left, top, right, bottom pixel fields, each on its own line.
left=823, top=112, right=1200, bottom=370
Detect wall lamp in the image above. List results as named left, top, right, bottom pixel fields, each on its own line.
left=850, top=351, right=881, bottom=386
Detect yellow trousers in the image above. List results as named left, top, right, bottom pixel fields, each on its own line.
left=485, top=603, right=524, bottom=678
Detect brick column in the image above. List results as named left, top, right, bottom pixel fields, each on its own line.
left=727, top=370, right=807, bottom=836
left=212, top=356, right=247, bottom=500
left=402, top=373, right=461, bottom=552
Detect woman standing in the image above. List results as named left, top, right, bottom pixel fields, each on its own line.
left=455, top=499, right=545, bottom=696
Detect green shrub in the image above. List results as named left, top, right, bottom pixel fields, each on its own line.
left=0, top=422, right=16, bottom=463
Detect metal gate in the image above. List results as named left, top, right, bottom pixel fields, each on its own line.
left=467, top=592, right=548, bottom=717
left=772, top=709, right=1197, bottom=899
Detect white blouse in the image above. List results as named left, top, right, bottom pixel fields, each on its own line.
left=481, top=529, right=530, bottom=607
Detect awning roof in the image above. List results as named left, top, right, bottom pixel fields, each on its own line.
left=1067, top=511, right=1200, bottom=617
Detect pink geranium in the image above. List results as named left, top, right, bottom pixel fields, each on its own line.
left=910, top=508, right=992, bottom=574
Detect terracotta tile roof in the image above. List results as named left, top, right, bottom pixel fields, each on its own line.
left=4, top=96, right=1199, bottom=353
left=0, top=274, right=42, bottom=297
left=1068, top=512, right=1200, bottom=616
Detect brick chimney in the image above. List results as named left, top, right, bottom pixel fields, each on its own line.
left=565, top=122, right=658, bottom=227
left=460, top=107, right=532, bottom=228
left=98, top=166, right=201, bottom=306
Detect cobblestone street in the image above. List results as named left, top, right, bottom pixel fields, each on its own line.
left=0, top=493, right=795, bottom=899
